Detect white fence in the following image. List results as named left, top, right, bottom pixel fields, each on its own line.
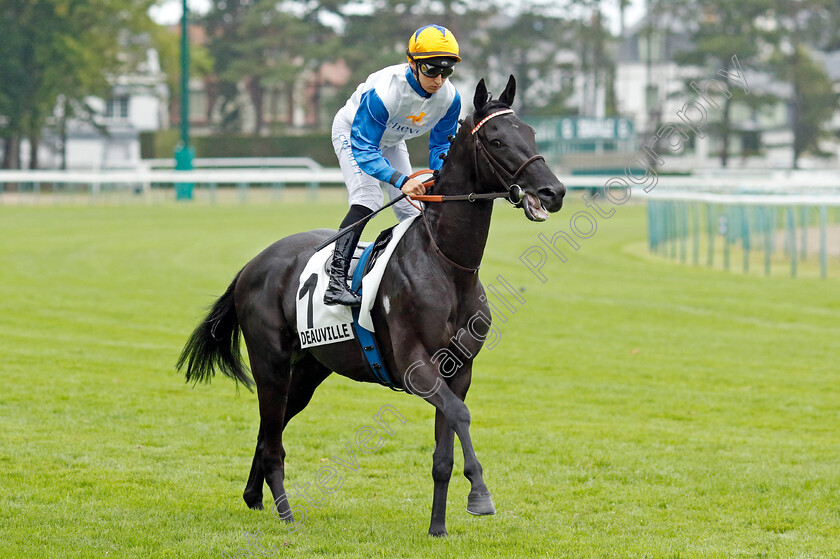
left=4, top=165, right=839, bottom=278
left=3, top=167, right=840, bottom=204
left=0, top=167, right=346, bottom=203
left=565, top=171, right=840, bottom=195
left=133, top=157, right=324, bottom=171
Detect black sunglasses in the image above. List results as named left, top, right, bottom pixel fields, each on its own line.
left=418, top=62, right=455, bottom=79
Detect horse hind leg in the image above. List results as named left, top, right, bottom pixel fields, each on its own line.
left=242, top=352, right=331, bottom=514
left=248, top=349, right=296, bottom=521
left=284, top=353, right=332, bottom=424
left=243, top=424, right=266, bottom=510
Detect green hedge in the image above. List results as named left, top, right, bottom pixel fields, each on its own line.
left=140, top=131, right=434, bottom=168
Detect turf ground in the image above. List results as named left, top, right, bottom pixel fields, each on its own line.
left=1, top=192, right=839, bottom=558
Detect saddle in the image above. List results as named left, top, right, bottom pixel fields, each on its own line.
left=342, top=225, right=394, bottom=281
left=295, top=216, right=418, bottom=389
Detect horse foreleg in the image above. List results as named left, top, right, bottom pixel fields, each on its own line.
left=408, top=362, right=495, bottom=535
left=429, top=409, right=455, bottom=537
left=433, top=388, right=495, bottom=517
left=445, top=367, right=496, bottom=517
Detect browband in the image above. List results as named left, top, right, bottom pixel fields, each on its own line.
left=471, top=108, right=515, bottom=135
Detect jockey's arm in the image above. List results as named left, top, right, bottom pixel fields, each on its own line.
left=427, top=92, right=461, bottom=171
left=350, top=90, right=409, bottom=189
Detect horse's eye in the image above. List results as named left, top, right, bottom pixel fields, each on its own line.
left=490, top=139, right=503, bottom=148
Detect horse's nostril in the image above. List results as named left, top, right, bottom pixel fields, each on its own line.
left=538, top=187, right=558, bottom=200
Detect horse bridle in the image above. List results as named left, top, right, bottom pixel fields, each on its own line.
left=470, top=108, right=545, bottom=206
left=410, top=108, right=544, bottom=206
left=418, top=108, right=547, bottom=273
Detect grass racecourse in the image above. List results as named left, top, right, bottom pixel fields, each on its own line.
left=1, top=191, right=839, bottom=558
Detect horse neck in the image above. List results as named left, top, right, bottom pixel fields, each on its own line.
left=422, top=136, right=494, bottom=272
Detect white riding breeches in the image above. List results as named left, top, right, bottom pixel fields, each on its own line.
left=331, top=119, right=420, bottom=222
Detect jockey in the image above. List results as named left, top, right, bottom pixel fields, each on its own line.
left=324, top=24, right=462, bottom=306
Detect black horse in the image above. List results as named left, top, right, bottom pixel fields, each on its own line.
left=177, top=76, right=565, bottom=537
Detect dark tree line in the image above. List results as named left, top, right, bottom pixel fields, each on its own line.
left=1, top=0, right=838, bottom=168
left=0, top=0, right=156, bottom=169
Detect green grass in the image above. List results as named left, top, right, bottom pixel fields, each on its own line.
left=1, top=194, right=839, bottom=558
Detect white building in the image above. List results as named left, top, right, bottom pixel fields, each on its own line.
left=36, top=49, right=169, bottom=170
left=614, top=14, right=840, bottom=170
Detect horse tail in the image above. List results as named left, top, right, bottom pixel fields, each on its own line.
left=176, top=269, right=255, bottom=390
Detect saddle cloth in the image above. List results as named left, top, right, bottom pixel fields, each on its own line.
left=295, top=216, right=417, bottom=349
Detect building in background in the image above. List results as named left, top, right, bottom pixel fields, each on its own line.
left=614, top=13, right=840, bottom=170
left=10, top=14, right=838, bottom=171
left=24, top=48, right=170, bottom=170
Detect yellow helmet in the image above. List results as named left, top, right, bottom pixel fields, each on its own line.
left=406, top=25, right=461, bottom=63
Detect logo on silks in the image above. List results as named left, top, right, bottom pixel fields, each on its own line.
left=407, top=112, right=427, bottom=126
left=299, top=323, right=353, bottom=348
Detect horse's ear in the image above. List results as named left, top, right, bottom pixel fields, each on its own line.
left=473, top=79, right=489, bottom=111
left=499, top=75, right=516, bottom=107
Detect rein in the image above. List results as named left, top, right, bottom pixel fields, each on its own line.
left=409, top=109, right=544, bottom=206
left=421, top=212, right=481, bottom=274
left=317, top=109, right=545, bottom=269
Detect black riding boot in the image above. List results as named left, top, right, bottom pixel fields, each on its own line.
left=324, top=204, right=373, bottom=306
left=323, top=229, right=362, bottom=307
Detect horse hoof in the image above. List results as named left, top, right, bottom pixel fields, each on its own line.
left=428, top=527, right=448, bottom=537
left=244, top=495, right=264, bottom=510
left=466, top=492, right=496, bottom=516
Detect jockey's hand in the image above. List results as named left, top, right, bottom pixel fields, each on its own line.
left=401, top=178, right=426, bottom=197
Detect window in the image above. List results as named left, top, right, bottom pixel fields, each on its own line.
left=741, top=131, right=760, bottom=154
left=105, top=96, right=129, bottom=119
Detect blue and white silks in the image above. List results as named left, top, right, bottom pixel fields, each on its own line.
left=333, top=64, right=460, bottom=190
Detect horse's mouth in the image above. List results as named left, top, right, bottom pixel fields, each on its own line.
left=522, top=192, right=549, bottom=222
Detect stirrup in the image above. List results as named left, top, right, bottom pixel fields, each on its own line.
left=324, top=283, right=361, bottom=306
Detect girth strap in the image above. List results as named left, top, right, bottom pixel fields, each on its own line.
left=350, top=243, right=402, bottom=390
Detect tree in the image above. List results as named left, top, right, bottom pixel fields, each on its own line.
left=470, top=7, right=577, bottom=117
left=151, top=22, right=213, bottom=132
left=0, top=0, right=156, bottom=169
left=194, top=0, right=592, bottom=132
left=201, top=0, right=340, bottom=134
left=337, top=1, right=473, bottom=114
left=671, top=0, right=770, bottom=167
left=199, top=0, right=255, bottom=133
left=670, top=0, right=840, bottom=168
left=765, top=0, right=840, bottom=167
left=772, top=45, right=838, bottom=165
left=571, top=1, right=613, bottom=118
